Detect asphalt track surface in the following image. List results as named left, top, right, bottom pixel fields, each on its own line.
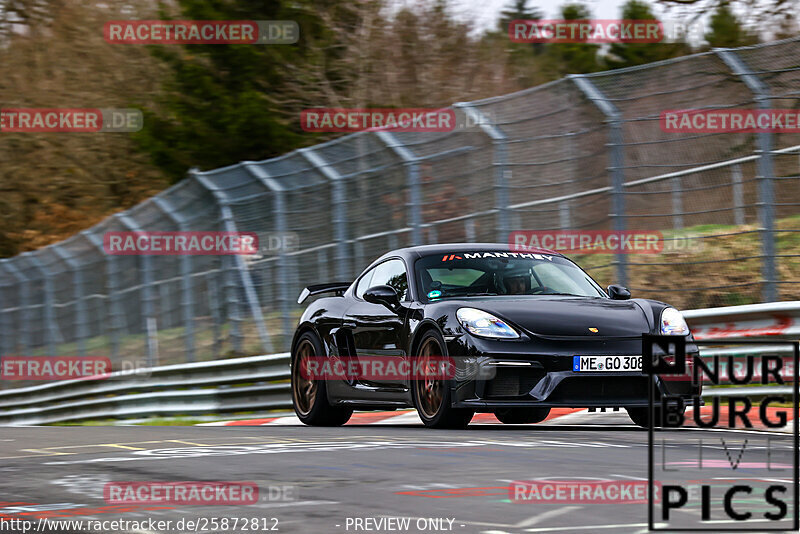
left=0, top=411, right=796, bottom=534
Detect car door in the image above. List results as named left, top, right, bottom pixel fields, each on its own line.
left=343, top=258, right=410, bottom=389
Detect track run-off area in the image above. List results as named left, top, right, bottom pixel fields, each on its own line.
left=0, top=409, right=795, bottom=534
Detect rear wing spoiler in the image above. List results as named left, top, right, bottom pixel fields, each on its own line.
left=297, top=282, right=351, bottom=304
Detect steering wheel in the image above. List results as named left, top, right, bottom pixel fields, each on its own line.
left=530, top=286, right=553, bottom=294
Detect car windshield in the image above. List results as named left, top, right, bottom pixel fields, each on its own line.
left=415, top=251, right=606, bottom=301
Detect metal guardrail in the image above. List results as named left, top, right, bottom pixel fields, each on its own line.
left=0, top=353, right=292, bottom=425
left=684, top=301, right=800, bottom=341
left=684, top=303, right=798, bottom=395
left=0, top=302, right=796, bottom=426
left=702, top=386, right=793, bottom=397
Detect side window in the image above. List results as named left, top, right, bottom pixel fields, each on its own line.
left=368, top=259, right=409, bottom=300
left=355, top=268, right=376, bottom=299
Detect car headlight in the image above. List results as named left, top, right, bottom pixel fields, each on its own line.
left=660, top=307, right=689, bottom=335
left=456, top=307, right=519, bottom=339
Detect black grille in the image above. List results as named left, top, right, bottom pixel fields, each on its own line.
left=548, top=376, right=649, bottom=403
left=484, top=367, right=545, bottom=398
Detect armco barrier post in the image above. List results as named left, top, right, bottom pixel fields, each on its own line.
left=571, top=74, right=628, bottom=286
left=717, top=48, right=777, bottom=302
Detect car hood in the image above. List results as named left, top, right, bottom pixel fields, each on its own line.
left=455, top=296, right=653, bottom=338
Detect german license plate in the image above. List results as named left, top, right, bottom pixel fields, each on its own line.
left=573, top=355, right=642, bottom=372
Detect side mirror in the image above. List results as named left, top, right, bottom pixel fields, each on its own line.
left=364, top=285, right=401, bottom=312
left=607, top=284, right=631, bottom=300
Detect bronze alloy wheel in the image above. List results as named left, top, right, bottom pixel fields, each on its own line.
left=415, top=337, right=445, bottom=419
left=292, top=338, right=318, bottom=416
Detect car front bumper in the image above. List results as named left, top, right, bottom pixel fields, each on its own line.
left=446, top=335, right=701, bottom=410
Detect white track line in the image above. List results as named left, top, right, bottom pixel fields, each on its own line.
left=264, top=415, right=304, bottom=425
left=514, top=505, right=581, bottom=528
left=371, top=411, right=423, bottom=425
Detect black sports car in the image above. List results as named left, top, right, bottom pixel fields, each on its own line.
left=290, top=244, right=699, bottom=428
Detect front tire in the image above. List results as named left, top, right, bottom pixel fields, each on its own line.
left=291, top=331, right=352, bottom=426
left=495, top=407, right=551, bottom=424
left=411, top=330, right=474, bottom=429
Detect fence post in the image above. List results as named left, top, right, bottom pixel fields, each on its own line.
left=0, top=260, right=29, bottom=356
left=465, top=218, right=476, bottom=242
left=455, top=103, right=510, bottom=241
left=81, top=231, right=123, bottom=362
left=207, top=272, right=222, bottom=359
left=376, top=131, right=422, bottom=246
left=0, top=273, right=11, bottom=357
left=51, top=245, right=88, bottom=357
left=22, top=253, right=60, bottom=356
left=152, top=196, right=196, bottom=362
left=571, top=74, right=628, bottom=286
left=240, top=164, right=292, bottom=349
left=299, top=147, right=349, bottom=280
left=732, top=164, right=745, bottom=225
left=353, top=240, right=365, bottom=273
left=115, top=213, right=157, bottom=366
left=671, top=178, right=684, bottom=230
left=317, top=248, right=328, bottom=283
left=717, top=48, right=777, bottom=302
left=194, top=168, right=275, bottom=354
left=564, top=131, right=578, bottom=228
left=559, top=202, right=571, bottom=230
